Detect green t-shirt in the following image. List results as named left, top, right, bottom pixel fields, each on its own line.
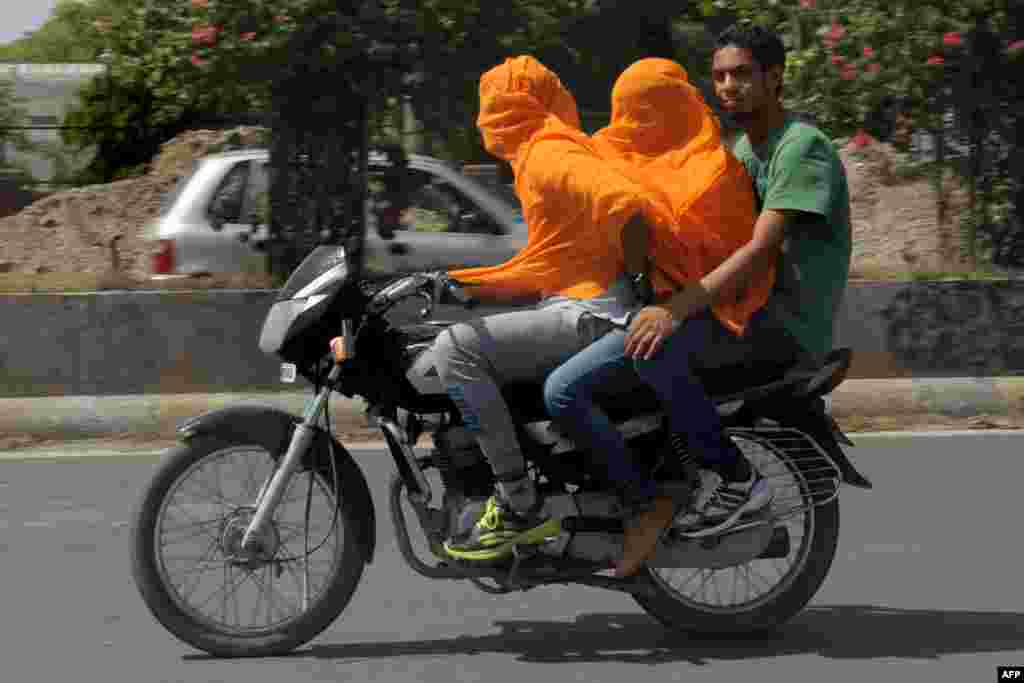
left=732, top=117, right=852, bottom=360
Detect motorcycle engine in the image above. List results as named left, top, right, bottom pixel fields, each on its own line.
left=431, top=425, right=494, bottom=498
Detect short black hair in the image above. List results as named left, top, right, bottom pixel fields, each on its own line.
left=715, top=24, right=787, bottom=73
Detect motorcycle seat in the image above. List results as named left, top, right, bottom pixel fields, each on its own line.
left=502, top=348, right=851, bottom=423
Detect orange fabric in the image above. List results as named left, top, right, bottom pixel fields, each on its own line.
left=450, top=56, right=677, bottom=300
left=452, top=56, right=772, bottom=335
left=591, top=58, right=772, bottom=335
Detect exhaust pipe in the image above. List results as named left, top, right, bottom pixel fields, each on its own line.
left=535, top=492, right=788, bottom=568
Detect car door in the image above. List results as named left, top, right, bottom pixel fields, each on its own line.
left=194, top=159, right=268, bottom=274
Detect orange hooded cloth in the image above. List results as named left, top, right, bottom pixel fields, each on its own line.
left=451, top=56, right=771, bottom=335
left=449, top=56, right=679, bottom=301
left=591, top=58, right=773, bottom=335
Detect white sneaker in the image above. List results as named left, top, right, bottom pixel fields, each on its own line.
left=676, top=468, right=773, bottom=539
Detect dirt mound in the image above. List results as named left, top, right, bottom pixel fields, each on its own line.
left=840, top=137, right=969, bottom=278
left=0, top=126, right=269, bottom=286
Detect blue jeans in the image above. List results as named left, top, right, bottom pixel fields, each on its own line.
left=543, top=310, right=806, bottom=497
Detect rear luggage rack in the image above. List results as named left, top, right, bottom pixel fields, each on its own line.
left=728, top=427, right=842, bottom=519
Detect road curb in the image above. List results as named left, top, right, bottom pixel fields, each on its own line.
left=0, top=378, right=1020, bottom=442
left=0, top=392, right=372, bottom=440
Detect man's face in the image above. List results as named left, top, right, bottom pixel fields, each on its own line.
left=711, top=46, right=780, bottom=125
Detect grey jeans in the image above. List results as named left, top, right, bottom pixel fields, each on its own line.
left=430, top=305, right=616, bottom=480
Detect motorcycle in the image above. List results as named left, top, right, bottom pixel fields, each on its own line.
left=130, top=245, right=872, bottom=657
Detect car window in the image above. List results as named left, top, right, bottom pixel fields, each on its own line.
left=208, top=160, right=250, bottom=225
left=402, top=179, right=503, bottom=235
left=242, top=161, right=269, bottom=224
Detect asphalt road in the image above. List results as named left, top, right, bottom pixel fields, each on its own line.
left=1, top=433, right=1023, bottom=683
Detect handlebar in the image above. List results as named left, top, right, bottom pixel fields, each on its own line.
left=367, top=272, right=477, bottom=318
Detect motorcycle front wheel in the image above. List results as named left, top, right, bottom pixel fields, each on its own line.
left=130, top=434, right=366, bottom=657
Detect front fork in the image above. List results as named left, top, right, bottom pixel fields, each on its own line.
left=240, top=363, right=342, bottom=555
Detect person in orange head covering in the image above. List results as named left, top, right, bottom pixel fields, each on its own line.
left=448, top=57, right=682, bottom=301
left=433, top=55, right=689, bottom=563
left=542, top=57, right=788, bottom=577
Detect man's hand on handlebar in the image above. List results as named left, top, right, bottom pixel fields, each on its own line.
left=425, top=271, right=478, bottom=308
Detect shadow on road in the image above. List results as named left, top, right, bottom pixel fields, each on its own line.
left=285, top=605, right=1024, bottom=664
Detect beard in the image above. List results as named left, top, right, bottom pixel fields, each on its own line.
left=720, top=108, right=756, bottom=128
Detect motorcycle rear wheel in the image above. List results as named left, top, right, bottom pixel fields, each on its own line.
left=634, top=433, right=840, bottom=635
left=130, top=434, right=366, bottom=657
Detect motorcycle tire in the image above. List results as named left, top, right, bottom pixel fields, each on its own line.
left=130, top=434, right=366, bottom=657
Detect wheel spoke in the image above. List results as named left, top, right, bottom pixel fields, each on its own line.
left=243, top=457, right=270, bottom=500
left=673, top=568, right=702, bottom=593
left=243, top=563, right=299, bottom=625
left=194, top=564, right=251, bottom=615
left=160, top=518, right=224, bottom=546
left=178, top=536, right=223, bottom=602
left=696, top=569, right=714, bottom=602
left=177, top=474, right=237, bottom=509
left=745, top=560, right=774, bottom=592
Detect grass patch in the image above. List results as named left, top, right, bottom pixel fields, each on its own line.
left=0, top=271, right=279, bottom=293
left=849, top=261, right=1019, bottom=282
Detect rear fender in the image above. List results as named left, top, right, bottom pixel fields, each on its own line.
left=763, top=399, right=872, bottom=490
left=177, top=405, right=377, bottom=563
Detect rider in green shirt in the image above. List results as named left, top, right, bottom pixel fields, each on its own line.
left=731, top=114, right=852, bottom=361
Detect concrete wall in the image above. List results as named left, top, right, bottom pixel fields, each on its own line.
left=1, top=281, right=1022, bottom=398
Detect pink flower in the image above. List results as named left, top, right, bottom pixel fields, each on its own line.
left=191, top=24, right=218, bottom=47
left=926, top=55, right=945, bottom=66
left=240, top=32, right=257, bottom=41
left=866, top=62, right=882, bottom=74
left=190, top=53, right=206, bottom=67
left=274, top=14, right=291, bottom=24
left=863, top=47, right=875, bottom=58
left=840, top=65, right=858, bottom=81
left=849, top=129, right=876, bottom=148
left=943, top=32, right=963, bottom=47
left=800, top=0, right=816, bottom=8
left=1008, top=40, right=1024, bottom=52
left=190, top=0, right=209, bottom=9
left=831, top=54, right=846, bottom=65
left=828, top=22, right=846, bottom=42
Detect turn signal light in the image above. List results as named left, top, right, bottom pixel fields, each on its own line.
left=329, top=336, right=351, bottom=362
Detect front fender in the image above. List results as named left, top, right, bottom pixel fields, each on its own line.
left=178, top=405, right=377, bottom=563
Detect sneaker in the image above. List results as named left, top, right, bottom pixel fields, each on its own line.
left=442, top=495, right=562, bottom=562
left=676, top=468, right=774, bottom=539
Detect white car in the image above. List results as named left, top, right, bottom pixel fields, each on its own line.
left=146, top=148, right=527, bottom=280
